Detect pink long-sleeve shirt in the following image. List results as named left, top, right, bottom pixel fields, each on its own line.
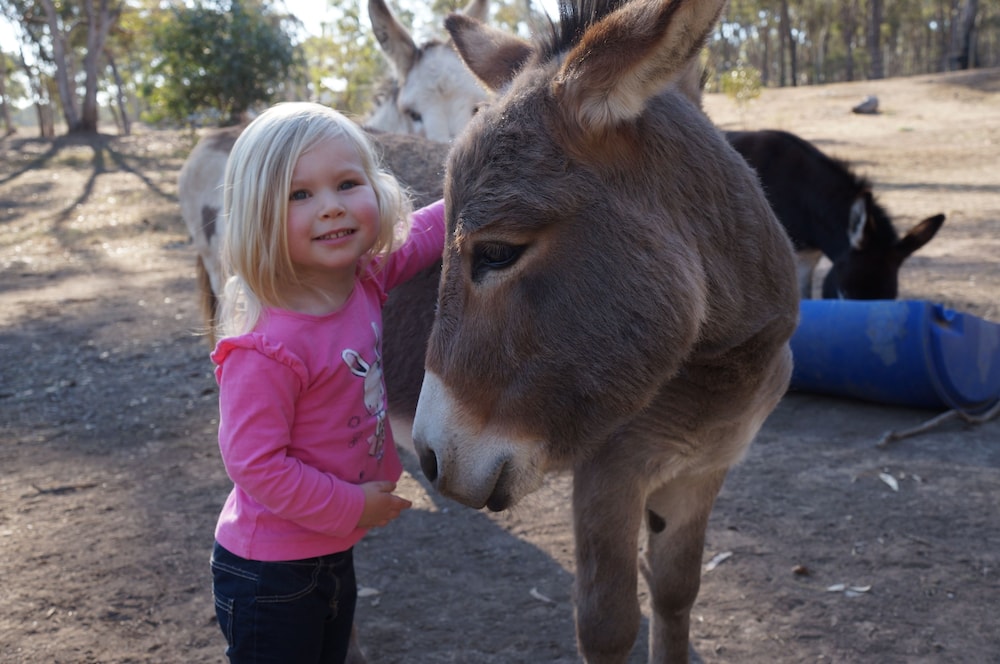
left=212, top=200, right=445, bottom=561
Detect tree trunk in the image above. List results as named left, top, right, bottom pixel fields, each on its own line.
left=950, top=0, right=979, bottom=69
left=16, top=49, right=54, bottom=138
left=0, top=53, right=15, bottom=137
left=938, top=0, right=951, bottom=70
left=821, top=26, right=831, bottom=83
left=106, top=52, right=131, bottom=136
left=779, top=0, right=788, bottom=86
left=80, top=0, right=104, bottom=133
left=38, top=0, right=81, bottom=132
left=786, top=4, right=798, bottom=86
left=79, top=0, right=120, bottom=133
left=869, top=0, right=884, bottom=79
left=761, top=20, right=771, bottom=86
left=841, top=0, right=857, bottom=81
left=37, top=0, right=120, bottom=134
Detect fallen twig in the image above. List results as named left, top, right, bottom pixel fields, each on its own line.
left=29, top=482, right=99, bottom=496
left=876, top=400, right=1000, bottom=448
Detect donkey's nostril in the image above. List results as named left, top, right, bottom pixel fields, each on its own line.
left=419, top=449, right=438, bottom=483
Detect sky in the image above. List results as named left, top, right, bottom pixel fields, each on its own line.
left=1, top=0, right=564, bottom=54
left=283, top=0, right=338, bottom=38
left=281, top=0, right=559, bottom=40
left=0, top=1, right=451, bottom=54
left=281, top=0, right=450, bottom=41
left=1, top=17, right=16, bottom=51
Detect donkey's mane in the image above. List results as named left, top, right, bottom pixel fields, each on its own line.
left=784, top=130, right=875, bottom=195
left=542, top=0, right=629, bottom=57
left=864, top=194, right=899, bottom=244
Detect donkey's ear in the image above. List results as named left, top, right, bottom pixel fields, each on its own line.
left=895, top=213, right=945, bottom=259
left=461, top=0, right=490, bottom=23
left=553, top=0, right=725, bottom=132
left=674, top=60, right=708, bottom=108
left=446, top=14, right=533, bottom=92
left=369, top=0, right=418, bottom=76
left=847, top=192, right=874, bottom=250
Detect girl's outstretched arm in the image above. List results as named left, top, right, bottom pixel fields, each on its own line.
left=379, top=199, right=446, bottom=289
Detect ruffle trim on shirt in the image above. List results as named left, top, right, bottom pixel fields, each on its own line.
left=211, top=334, right=310, bottom=385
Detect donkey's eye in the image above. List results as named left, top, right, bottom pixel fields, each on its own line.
left=471, top=242, right=525, bottom=281
left=406, top=109, right=423, bottom=123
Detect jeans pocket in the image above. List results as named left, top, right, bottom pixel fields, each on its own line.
left=211, top=543, right=261, bottom=647
left=255, top=559, right=320, bottom=604
left=213, top=587, right=236, bottom=646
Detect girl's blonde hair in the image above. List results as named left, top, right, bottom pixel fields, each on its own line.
left=217, top=102, right=412, bottom=337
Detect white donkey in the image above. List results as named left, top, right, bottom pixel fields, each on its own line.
left=177, top=0, right=489, bottom=334
left=366, top=0, right=490, bottom=138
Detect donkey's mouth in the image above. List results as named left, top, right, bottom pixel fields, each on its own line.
left=484, top=468, right=515, bottom=512
left=436, top=443, right=546, bottom=512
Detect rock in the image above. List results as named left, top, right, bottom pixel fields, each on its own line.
left=852, top=95, right=879, bottom=114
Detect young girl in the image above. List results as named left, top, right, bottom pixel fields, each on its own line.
left=209, top=102, right=445, bottom=663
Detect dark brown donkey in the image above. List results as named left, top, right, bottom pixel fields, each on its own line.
left=726, top=129, right=946, bottom=300
left=406, top=0, right=800, bottom=661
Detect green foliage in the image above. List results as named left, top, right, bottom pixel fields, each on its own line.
left=299, top=4, right=385, bottom=119
left=720, top=63, right=762, bottom=110
left=147, top=0, right=300, bottom=126
left=494, top=0, right=548, bottom=38
left=1, top=51, right=28, bottom=103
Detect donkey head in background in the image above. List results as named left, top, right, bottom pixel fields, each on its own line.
left=366, top=0, right=490, bottom=141
left=725, top=128, right=945, bottom=301
left=823, top=190, right=946, bottom=299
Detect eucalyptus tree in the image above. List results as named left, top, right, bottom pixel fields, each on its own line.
left=951, top=0, right=980, bottom=69
left=2, top=0, right=123, bottom=133
left=148, top=0, right=300, bottom=126
left=1, top=50, right=18, bottom=135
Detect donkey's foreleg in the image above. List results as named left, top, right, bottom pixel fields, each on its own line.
left=346, top=623, right=367, bottom=664
left=643, top=468, right=728, bottom=664
left=195, top=255, right=219, bottom=345
left=572, top=460, right=645, bottom=664
left=795, top=248, right=823, bottom=299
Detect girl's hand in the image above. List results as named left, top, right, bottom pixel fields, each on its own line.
left=358, top=481, right=412, bottom=528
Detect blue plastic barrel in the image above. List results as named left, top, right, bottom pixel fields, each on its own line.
left=788, top=300, right=1000, bottom=414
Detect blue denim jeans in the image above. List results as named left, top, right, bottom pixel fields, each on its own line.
left=211, top=542, right=357, bottom=664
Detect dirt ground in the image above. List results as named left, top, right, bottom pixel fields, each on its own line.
left=1, top=68, right=998, bottom=663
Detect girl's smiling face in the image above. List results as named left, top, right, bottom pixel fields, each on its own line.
left=284, top=136, right=381, bottom=306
